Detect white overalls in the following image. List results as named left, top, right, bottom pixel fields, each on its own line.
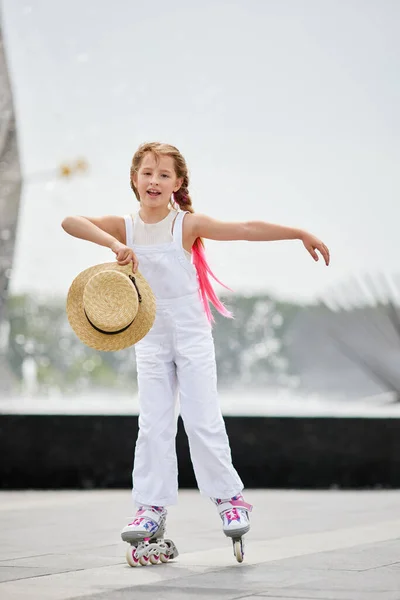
left=124, top=210, right=243, bottom=506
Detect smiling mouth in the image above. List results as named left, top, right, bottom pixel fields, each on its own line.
left=147, top=190, right=161, bottom=197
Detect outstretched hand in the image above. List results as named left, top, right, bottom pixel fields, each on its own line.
left=110, top=241, right=139, bottom=273
left=301, top=232, right=330, bottom=266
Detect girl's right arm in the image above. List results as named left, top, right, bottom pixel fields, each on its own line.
left=61, top=215, right=139, bottom=272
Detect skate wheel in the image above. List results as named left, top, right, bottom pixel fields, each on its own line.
left=139, top=554, right=149, bottom=566
left=233, top=539, right=244, bottom=563
left=159, top=553, right=169, bottom=563
left=126, top=546, right=140, bottom=567
left=149, top=554, right=160, bottom=565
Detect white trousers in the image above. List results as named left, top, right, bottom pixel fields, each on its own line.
left=132, top=294, right=243, bottom=506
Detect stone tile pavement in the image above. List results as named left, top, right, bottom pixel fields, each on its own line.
left=0, top=490, right=399, bottom=599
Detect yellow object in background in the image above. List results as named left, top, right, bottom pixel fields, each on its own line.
left=59, top=159, right=88, bottom=178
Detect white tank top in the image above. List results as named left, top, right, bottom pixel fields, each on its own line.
left=132, top=209, right=191, bottom=260
left=124, top=210, right=200, bottom=301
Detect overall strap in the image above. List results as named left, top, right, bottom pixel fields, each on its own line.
left=172, top=210, right=187, bottom=248
left=123, top=214, right=134, bottom=247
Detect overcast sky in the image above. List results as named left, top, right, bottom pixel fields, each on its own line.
left=2, top=0, right=399, bottom=302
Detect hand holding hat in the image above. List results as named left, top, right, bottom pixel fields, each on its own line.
left=110, top=240, right=139, bottom=273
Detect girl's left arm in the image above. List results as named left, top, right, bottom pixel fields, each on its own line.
left=190, top=214, right=330, bottom=266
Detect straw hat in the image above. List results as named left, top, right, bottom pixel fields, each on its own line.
left=67, top=262, right=156, bottom=351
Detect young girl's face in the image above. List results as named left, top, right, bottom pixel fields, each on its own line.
left=133, top=152, right=182, bottom=208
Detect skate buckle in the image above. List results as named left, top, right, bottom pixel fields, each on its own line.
left=230, top=498, right=253, bottom=512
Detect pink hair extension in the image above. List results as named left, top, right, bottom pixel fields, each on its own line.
left=192, top=238, right=233, bottom=323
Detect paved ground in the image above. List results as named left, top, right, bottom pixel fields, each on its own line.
left=0, top=489, right=399, bottom=599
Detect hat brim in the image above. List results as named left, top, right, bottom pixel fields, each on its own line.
left=66, top=262, right=156, bottom=351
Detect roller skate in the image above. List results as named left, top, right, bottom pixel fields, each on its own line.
left=213, top=494, right=253, bottom=563
left=121, top=505, right=178, bottom=567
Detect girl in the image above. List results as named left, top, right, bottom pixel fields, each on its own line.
left=62, top=142, right=330, bottom=563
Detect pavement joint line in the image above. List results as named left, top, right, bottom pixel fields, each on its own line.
left=1, top=518, right=400, bottom=588
left=172, top=518, right=400, bottom=568
left=360, top=560, right=400, bottom=572
left=0, top=553, right=61, bottom=563
left=0, top=567, right=89, bottom=584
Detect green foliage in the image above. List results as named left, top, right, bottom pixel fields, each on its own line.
left=7, top=294, right=137, bottom=394
left=214, top=294, right=299, bottom=387
left=6, top=293, right=301, bottom=394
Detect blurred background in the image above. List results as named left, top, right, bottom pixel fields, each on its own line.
left=1, top=0, right=399, bottom=417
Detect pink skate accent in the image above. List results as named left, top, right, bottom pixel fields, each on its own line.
left=215, top=494, right=253, bottom=513
left=230, top=498, right=253, bottom=512
left=225, top=508, right=240, bottom=522
left=128, top=508, right=145, bottom=524
left=130, top=548, right=140, bottom=564
left=128, top=505, right=164, bottom=526
left=129, top=517, right=144, bottom=526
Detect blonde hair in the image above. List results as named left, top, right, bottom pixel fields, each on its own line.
left=129, top=142, right=232, bottom=323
